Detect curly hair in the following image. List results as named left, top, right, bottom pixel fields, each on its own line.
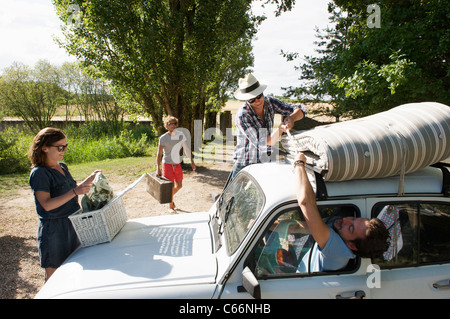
left=351, top=218, right=390, bottom=258
left=28, top=127, right=66, bottom=168
left=163, top=115, right=178, bottom=129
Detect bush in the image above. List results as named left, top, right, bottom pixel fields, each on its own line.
left=63, top=121, right=156, bottom=142
left=0, top=123, right=156, bottom=175
left=63, top=130, right=152, bottom=164
left=116, top=129, right=149, bottom=157
left=0, top=128, right=33, bottom=174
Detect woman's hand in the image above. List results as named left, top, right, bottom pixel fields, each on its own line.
left=75, top=170, right=101, bottom=195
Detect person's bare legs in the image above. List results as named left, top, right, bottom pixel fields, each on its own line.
left=169, top=181, right=183, bottom=210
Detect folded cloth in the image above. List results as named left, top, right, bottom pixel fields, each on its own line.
left=281, top=102, right=450, bottom=182
left=377, top=205, right=403, bottom=261
left=81, top=172, right=114, bottom=212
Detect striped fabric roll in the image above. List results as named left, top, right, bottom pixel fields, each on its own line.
left=281, top=102, right=450, bottom=182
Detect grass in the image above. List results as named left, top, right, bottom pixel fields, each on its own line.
left=0, top=172, right=30, bottom=197
left=69, top=156, right=155, bottom=182
left=0, top=156, right=156, bottom=197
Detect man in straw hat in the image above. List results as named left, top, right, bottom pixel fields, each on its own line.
left=230, top=73, right=307, bottom=180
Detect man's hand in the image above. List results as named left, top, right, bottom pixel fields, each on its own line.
left=285, top=106, right=305, bottom=130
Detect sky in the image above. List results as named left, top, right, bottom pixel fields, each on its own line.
left=0, top=0, right=332, bottom=96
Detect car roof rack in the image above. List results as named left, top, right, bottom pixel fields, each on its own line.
left=314, top=171, right=328, bottom=200
left=431, top=162, right=450, bottom=197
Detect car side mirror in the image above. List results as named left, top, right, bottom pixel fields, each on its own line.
left=241, top=267, right=261, bottom=299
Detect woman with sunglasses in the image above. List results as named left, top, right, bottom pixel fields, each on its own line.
left=231, top=74, right=307, bottom=180
left=28, top=127, right=100, bottom=282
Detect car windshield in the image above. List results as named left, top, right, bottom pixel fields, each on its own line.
left=219, top=173, right=265, bottom=254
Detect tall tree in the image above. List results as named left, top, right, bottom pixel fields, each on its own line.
left=284, top=0, right=449, bottom=120
left=53, top=0, right=257, bottom=135
left=0, top=60, right=64, bottom=133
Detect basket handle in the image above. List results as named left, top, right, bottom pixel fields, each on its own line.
left=116, top=173, right=147, bottom=197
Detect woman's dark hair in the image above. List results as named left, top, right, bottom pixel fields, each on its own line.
left=28, top=127, right=66, bottom=168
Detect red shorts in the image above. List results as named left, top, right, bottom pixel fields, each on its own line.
left=162, top=163, right=183, bottom=182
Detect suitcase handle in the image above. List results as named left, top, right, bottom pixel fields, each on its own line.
left=155, top=174, right=170, bottom=182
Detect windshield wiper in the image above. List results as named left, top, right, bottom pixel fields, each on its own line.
left=224, top=196, right=234, bottom=223
left=216, top=195, right=223, bottom=219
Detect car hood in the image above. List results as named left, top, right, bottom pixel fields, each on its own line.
left=35, top=212, right=217, bottom=299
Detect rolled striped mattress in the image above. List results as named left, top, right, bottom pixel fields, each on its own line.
left=281, top=102, right=450, bottom=182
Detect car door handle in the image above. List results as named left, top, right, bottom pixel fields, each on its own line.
left=433, top=280, right=450, bottom=289
left=336, top=290, right=366, bottom=299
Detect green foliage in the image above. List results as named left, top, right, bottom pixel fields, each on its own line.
left=52, top=0, right=263, bottom=134
left=116, top=130, right=150, bottom=157
left=284, top=0, right=449, bottom=119
left=334, top=51, right=420, bottom=115
left=0, top=60, right=127, bottom=134
left=0, top=128, right=33, bottom=174
left=0, top=124, right=156, bottom=175
left=59, top=62, right=125, bottom=123
left=60, top=127, right=153, bottom=164
left=0, top=61, right=65, bottom=132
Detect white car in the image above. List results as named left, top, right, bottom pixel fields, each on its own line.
left=35, top=162, right=450, bottom=299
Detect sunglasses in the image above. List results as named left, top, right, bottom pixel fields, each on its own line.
left=247, top=93, right=264, bottom=104
left=168, top=122, right=178, bottom=126
left=49, top=144, right=69, bottom=152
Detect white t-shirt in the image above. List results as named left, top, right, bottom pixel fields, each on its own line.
left=158, top=131, right=187, bottom=164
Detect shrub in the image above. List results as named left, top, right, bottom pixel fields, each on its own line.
left=0, top=128, right=33, bottom=174
left=0, top=123, right=156, bottom=175
left=116, top=129, right=149, bottom=157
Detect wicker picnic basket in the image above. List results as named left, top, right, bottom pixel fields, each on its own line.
left=69, top=174, right=146, bottom=247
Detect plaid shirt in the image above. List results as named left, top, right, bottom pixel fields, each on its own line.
left=233, top=96, right=305, bottom=166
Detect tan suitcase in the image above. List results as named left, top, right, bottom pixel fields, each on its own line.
left=146, top=172, right=173, bottom=204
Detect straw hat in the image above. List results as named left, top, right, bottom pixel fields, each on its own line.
left=233, top=74, right=267, bottom=100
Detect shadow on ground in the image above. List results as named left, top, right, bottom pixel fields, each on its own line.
left=0, top=235, right=40, bottom=299
left=192, top=165, right=230, bottom=190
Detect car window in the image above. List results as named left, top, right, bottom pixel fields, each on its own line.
left=372, top=202, right=450, bottom=268
left=247, top=205, right=359, bottom=279
left=420, top=203, right=450, bottom=263
left=219, top=173, right=265, bottom=255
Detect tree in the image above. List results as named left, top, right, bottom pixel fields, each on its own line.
left=0, top=60, right=64, bottom=133
left=67, top=63, right=124, bottom=126
left=283, top=0, right=449, bottom=120
left=53, top=0, right=297, bottom=137
left=53, top=0, right=253, bottom=135
left=0, top=60, right=125, bottom=133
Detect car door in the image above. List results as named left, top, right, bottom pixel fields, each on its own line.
left=220, top=201, right=372, bottom=299
left=368, top=198, right=450, bottom=298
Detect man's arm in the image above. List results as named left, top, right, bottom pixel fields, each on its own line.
left=285, top=107, right=305, bottom=130
left=156, top=145, right=164, bottom=176
left=266, top=123, right=287, bottom=146
left=181, top=141, right=197, bottom=171
left=269, top=97, right=306, bottom=130
left=294, top=152, right=330, bottom=249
